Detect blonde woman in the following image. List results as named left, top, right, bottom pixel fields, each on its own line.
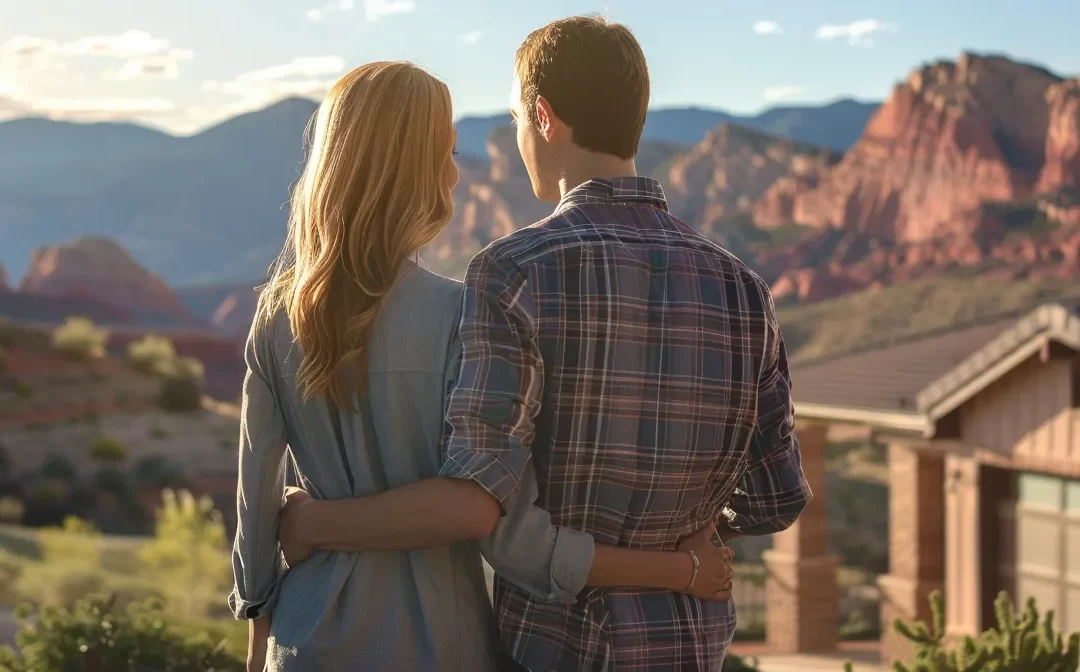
left=230, top=61, right=734, bottom=672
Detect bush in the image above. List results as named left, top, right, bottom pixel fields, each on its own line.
left=88, top=436, right=128, bottom=463
left=158, top=375, right=202, bottom=412
left=131, top=456, right=187, bottom=488
left=722, top=654, right=760, bottom=671
left=0, top=594, right=244, bottom=672
left=0, top=348, right=7, bottom=377
left=39, top=455, right=77, bottom=482
left=139, top=490, right=231, bottom=620
left=50, top=317, right=108, bottom=361
left=12, top=382, right=32, bottom=400
left=0, top=442, right=11, bottom=481
left=126, top=335, right=177, bottom=375
left=881, top=589, right=1080, bottom=672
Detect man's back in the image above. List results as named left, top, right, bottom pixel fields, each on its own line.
left=441, top=177, right=811, bottom=671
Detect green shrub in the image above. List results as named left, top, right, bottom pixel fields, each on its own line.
left=12, top=381, right=32, bottom=399
left=39, top=455, right=77, bottom=482
left=139, top=489, right=231, bottom=620
left=126, top=335, right=177, bottom=375
left=885, top=589, right=1080, bottom=672
left=0, top=550, right=24, bottom=604
left=0, top=594, right=244, bottom=672
left=0, top=348, right=7, bottom=377
left=158, top=375, right=202, bottom=412
left=88, top=435, right=128, bottom=463
left=0, top=442, right=11, bottom=481
left=149, top=426, right=169, bottom=439
left=50, top=317, right=108, bottom=361
left=131, top=456, right=187, bottom=488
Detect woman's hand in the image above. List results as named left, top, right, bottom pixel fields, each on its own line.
left=247, top=616, right=271, bottom=672
left=278, top=487, right=316, bottom=567
left=677, top=524, right=735, bottom=602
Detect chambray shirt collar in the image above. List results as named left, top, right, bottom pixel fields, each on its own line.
left=555, top=176, right=668, bottom=214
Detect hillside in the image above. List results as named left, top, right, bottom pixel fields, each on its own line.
left=0, top=319, right=240, bottom=530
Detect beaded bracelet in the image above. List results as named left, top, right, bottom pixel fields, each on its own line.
left=684, top=550, right=700, bottom=592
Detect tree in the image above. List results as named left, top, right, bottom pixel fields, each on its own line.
left=50, top=317, right=108, bottom=361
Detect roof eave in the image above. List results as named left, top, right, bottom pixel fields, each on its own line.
left=795, top=401, right=933, bottom=437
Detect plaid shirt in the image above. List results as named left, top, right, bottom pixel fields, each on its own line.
left=441, top=177, right=812, bottom=671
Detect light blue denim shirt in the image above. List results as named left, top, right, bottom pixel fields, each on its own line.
left=229, top=262, right=595, bottom=672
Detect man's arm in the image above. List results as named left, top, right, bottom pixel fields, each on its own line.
left=722, top=276, right=813, bottom=538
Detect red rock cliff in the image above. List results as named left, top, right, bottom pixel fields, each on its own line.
left=18, top=237, right=196, bottom=323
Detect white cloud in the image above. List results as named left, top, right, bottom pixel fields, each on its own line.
left=815, top=19, right=895, bottom=47
left=305, top=8, right=325, bottom=21
left=28, top=97, right=176, bottom=114
left=60, top=30, right=170, bottom=58
left=753, top=21, right=783, bottom=35
left=459, top=31, right=483, bottom=45
left=231, top=56, right=345, bottom=85
left=106, top=48, right=194, bottom=82
left=364, top=0, right=415, bottom=22
left=1, top=30, right=193, bottom=82
left=763, top=85, right=806, bottom=102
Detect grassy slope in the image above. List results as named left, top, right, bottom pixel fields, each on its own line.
left=779, top=275, right=1080, bottom=362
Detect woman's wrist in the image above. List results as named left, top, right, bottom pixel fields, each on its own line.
left=662, top=550, right=694, bottom=593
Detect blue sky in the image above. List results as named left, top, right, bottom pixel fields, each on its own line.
left=2, top=0, right=1078, bottom=134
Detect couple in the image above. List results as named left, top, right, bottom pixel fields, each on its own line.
left=230, top=14, right=812, bottom=672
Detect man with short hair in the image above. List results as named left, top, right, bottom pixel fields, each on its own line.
left=438, top=16, right=812, bottom=669
left=279, top=15, right=811, bottom=671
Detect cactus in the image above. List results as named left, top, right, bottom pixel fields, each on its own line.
left=890, top=589, right=1080, bottom=672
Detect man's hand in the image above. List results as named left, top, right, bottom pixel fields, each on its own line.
left=279, top=487, right=316, bottom=567
left=677, top=524, right=735, bottom=602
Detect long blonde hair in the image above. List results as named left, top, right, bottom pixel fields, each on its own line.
left=254, top=61, right=455, bottom=409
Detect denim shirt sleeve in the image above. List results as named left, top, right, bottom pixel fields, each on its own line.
left=228, top=325, right=289, bottom=620
left=443, top=326, right=595, bottom=604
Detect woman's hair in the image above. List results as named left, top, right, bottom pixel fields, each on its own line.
left=253, top=61, right=455, bottom=409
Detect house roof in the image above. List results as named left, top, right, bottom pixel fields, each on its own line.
left=790, top=302, right=1080, bottom=435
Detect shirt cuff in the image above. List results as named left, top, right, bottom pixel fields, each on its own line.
left=549, top=526, right=594, bottom=603
left=440, top=451, right=521, bottom=513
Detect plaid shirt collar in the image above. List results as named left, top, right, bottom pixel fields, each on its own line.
left=555, top=176, right=669, bottom=214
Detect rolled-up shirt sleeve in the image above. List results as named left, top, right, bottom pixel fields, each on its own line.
left=439, top=250, right=542, bottom=511
left=228, top=327, right=289, bottom=620
left=724, top=278, right=813, bottom=536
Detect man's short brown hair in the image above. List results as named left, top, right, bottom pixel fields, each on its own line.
left=515, top=15, right=650, bottom=160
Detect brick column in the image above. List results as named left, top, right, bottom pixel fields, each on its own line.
left=877, top=442, right=945, bottom=665
left=763, top=422, right=839, bottom=653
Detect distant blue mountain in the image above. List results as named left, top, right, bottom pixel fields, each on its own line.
left=0, top=96, right=877, bottom=285
left=453, top=98, right=879, bottom=157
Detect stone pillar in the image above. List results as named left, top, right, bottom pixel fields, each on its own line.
left=764, top=422, right=839, bottom=653
left=878, top=442, right=945, bottom=665
left=944, top=452, right=981, bottom=640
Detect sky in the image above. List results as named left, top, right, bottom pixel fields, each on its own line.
left=2, top=0, right=1079, bottom=135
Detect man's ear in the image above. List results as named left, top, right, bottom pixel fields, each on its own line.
left=535, top=96, right=558, bottom=142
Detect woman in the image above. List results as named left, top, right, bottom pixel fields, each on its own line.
left=230, top=61, right=734, bottom=672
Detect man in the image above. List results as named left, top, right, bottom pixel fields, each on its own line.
left=280, top=15, right=810, bottom=671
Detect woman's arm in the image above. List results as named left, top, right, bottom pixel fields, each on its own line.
left=247, top=616, right=271, bottom=672
left=229, top=330, right=289, bottom=630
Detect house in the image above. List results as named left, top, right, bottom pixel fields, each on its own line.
left=766, top=302, right=1080, bottom=664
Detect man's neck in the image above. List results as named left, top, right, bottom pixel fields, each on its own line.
left=557, top=150, right=638, bottom=201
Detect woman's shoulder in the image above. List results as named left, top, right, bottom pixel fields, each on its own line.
left=391, top=263, right=464, bottom=321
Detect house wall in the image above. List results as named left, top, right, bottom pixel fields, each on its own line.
left=960, top=357, right=1079, bottom=474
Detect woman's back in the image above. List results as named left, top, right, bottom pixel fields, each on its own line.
left=249, top=264, right=499, bottom=671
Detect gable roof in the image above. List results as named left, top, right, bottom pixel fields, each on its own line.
left=790, top=302, right=1079, bottom=436
left=916, top=303, right=1080, bottom=422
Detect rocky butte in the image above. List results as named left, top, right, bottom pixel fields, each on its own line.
left=18, top=237, right=198, bottom=325
left=753, top=52, right=1080, bottom=300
